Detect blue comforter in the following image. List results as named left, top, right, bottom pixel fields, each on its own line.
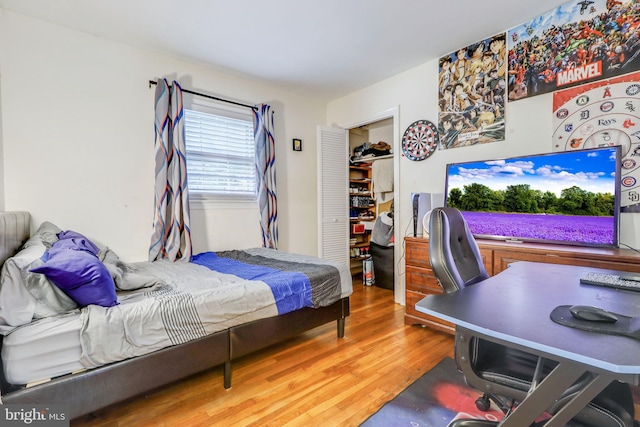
left=192, top=250, right=342, bottom=315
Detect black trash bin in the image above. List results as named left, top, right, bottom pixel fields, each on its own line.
left=370, top=241, right=394, bottom=290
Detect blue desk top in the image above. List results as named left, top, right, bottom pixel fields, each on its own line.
left=415, top=261, right=640, bottom=375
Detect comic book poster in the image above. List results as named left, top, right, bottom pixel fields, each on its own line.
left=552, top=70, right=640, bottom=209
left=437, top=33, right=507, bottom=149
left=508, top=0, right=640, bottom=102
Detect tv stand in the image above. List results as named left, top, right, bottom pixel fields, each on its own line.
left=404, top=237, right=640, bottom=333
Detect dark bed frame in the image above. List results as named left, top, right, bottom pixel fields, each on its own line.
left=0, top=212, right=350, bottom=419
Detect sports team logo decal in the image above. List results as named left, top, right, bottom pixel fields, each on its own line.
left=622, top=176, right=637, bottom=187
left=622, top=158, right=637, bottom=169
left=600, top=101, right=615, bottom=112
left=577, top=96, right=590, bottom=106
left=553, top=70, right=640, bottom=209
left=627, top=84, right=640, bottom=96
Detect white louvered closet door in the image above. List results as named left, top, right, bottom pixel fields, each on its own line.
left=317, top=126, right=349, bottom=265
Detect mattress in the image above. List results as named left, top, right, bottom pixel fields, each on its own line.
left=2, top=312, right=84, bottom=385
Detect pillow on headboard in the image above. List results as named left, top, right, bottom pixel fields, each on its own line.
left=0, top=221, right=120, bottom=334
left=0, top=239, right=77, bottom=334
left=0, top=243, right=39, bottom=332
left=23, top=221, right=62, bottom=250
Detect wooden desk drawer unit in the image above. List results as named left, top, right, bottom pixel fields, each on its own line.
left=404, top=237, right=454, bottom=334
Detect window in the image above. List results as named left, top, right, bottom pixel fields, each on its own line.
left=184, top=103, right=256, bottom=200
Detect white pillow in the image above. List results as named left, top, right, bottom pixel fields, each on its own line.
left=23, top=221, right=61, bottom=249
left=0, top=226, right=77, bottom=335
left=0, top=244, right=41, bottom=334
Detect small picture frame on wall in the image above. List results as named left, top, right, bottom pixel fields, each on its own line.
left=292, top=139, right=302, bottom=151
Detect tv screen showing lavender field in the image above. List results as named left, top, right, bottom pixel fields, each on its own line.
left=445, top=146, right=621, bottom=247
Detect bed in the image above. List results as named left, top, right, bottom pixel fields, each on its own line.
left=0, top=211, right=351, bottom=419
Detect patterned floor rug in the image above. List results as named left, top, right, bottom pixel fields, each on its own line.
left=360, top=357, right=504, bottom=427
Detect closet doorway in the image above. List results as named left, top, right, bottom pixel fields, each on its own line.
left=317, top=108, right=400, bottom=304
left=347, top=110, right=400, bottom=304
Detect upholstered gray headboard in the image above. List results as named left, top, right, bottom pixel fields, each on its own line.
left=0, top=212, right=30, bottom=265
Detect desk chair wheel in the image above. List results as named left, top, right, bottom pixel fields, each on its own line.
left=475, top=395, right=490, bottom=411
left=475, top=393, right=513, bottom=414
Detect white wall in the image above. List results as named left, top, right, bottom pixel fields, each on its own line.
left=328, top=60, right=640, bottom=304
left=0, top=73, right=5, bottom=212
left=367, top=119, right=393, bottom=147
left=0, top=10, right=325, bottom=261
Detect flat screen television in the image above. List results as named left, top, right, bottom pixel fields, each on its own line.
left=444, top=146, right=622, bottom=247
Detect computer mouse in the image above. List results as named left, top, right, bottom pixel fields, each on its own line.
left=569, top=305, right=618, bottom=323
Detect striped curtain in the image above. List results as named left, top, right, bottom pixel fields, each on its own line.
left=253, top=104, right=278, bottom=249
left=149, top=79, right=192, bottom=262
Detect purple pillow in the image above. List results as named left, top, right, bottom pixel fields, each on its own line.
left=56, top=230, right=100, bottom=255
left=52, top=237, right=100, bottom=256
left=30, top=247, right=118, bottom=308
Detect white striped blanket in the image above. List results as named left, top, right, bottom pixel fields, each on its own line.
left=79, top=249, right=351, bottom=368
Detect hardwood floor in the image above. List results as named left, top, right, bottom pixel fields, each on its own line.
left=73, top=283, right=454, bottom=426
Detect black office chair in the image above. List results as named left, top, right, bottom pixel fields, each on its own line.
left=428, top=207, right=637, bottom=427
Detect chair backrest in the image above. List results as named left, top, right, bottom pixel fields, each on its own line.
left=428, top=207, right=489, bottom=293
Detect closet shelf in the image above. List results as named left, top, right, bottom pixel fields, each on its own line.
left=350, top=154, right=393, bottom=164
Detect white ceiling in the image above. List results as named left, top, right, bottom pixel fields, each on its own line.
left=0, top=0, right=566, bottom=100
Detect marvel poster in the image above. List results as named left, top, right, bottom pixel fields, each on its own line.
left=438, top=33, right=507, bottom=149
left=508, top=0, right=640, bottom=102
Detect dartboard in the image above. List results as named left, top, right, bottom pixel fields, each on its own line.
left=402, top=120, right=439, bottom=161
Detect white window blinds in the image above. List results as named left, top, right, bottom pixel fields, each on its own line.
left=184, top=108, right=256, bottom=200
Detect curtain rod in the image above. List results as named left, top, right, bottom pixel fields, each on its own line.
left=148, top=80, right=257, bottom=111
